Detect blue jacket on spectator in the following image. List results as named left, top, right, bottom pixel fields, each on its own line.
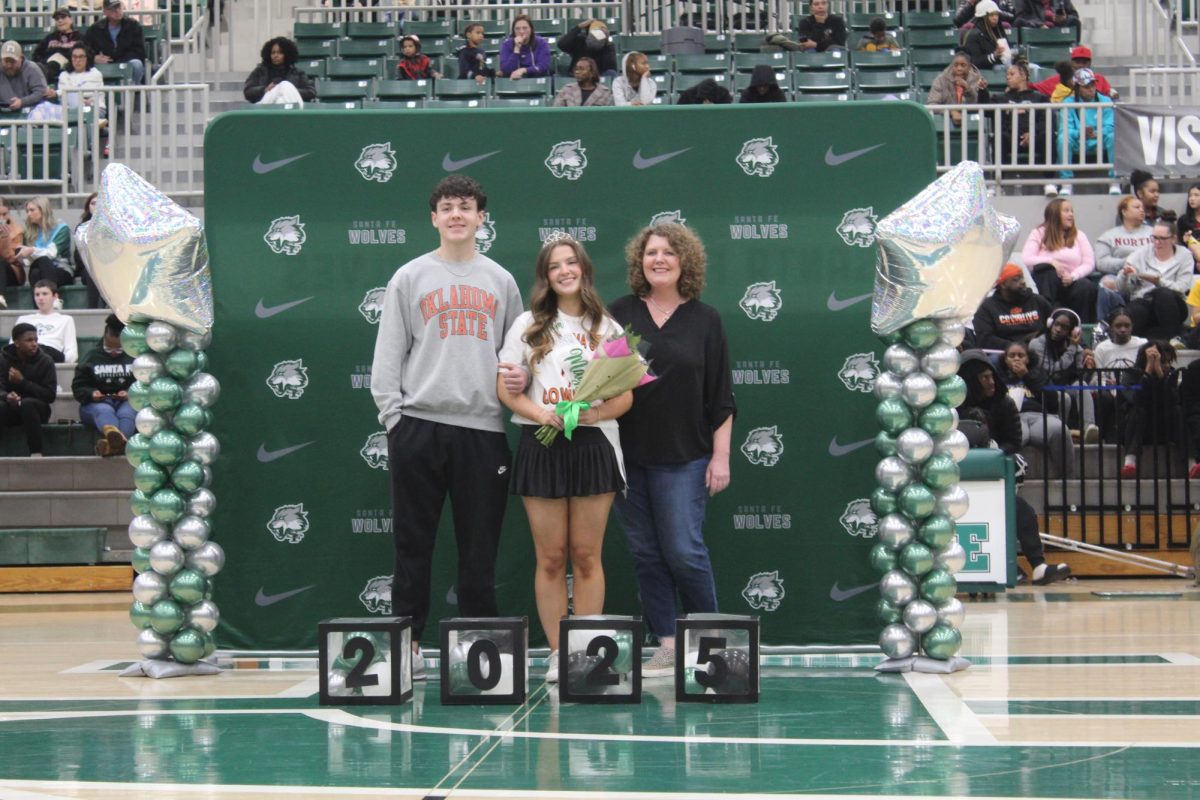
left=1059, top=92, right=1113, bottom=156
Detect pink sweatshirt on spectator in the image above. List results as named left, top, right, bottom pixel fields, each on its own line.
left=1021, top=226, right=1095, bottom=280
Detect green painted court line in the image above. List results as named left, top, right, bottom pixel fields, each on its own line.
left=1006, top=592, right=1200, bottom=602
left=969, top=700, right=1200, bottom=716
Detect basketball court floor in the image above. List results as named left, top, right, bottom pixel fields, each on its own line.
left=1, top=578, right=1198, bottom=799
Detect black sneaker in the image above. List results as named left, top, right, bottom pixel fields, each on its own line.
left=1033, top=563, right=1071, bottom=586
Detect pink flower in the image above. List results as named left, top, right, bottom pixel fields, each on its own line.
left=601, top=336, right=633, bottom=358
left=637, top=372, right=656, bottom=387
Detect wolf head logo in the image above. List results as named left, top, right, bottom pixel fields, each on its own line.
left=267, top=503, right=310, bottom=544
left=839, top=498, right=879, bottom=538
left=360, top=431, right=388, bottom=470
left=837, top=207, right=878, bottom=248
left=358, top=287, right=387, bottom=325
left=649, top=210, right=686, bottom=227
left=359, top=574, right=393, bottom=614
left=838, top=353, right=880, bottom=393
left=737, top=137, right=780, bottom=177
left=266, top=359, right=309, bottom=400
left=355, top=142, right=397, bottom=183
left=475, top=212, right=497, bottom=253
left=739, top=281, right=783, bottom=322
left=264, top=215, right=306, bottom=255
left=742, top=571, right=785, bottom=611
left=741, top=425, right=784, bottom=467
left=545, top=140, right=588, bottom=180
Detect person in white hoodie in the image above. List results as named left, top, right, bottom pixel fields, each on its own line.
left=612, top=51, right=656, bottom=106
left=1118, top=220, right=1194, bottom=340
left=14, top=279, right=77, bottom=363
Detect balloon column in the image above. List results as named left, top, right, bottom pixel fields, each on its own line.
left=868, top=162, right=1019, bottom=672
left=76, top=164, right=220, bottom=677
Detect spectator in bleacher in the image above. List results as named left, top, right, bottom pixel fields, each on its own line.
left=558, top=19, right=618, bottom=79
left=855, top=18, right=901, bottom=52
left=1028, top=307, right=1099, bottom=440
left=32, top=8, right=84, bottom=85
left=243, top=36, right=315, bottom=106
left=499, top=15, right=551, bottom=79
left=926, top=50, right=989, bottom=127
left=14, top=280, right=78, bottom=363
left=457, top=23, right=494, bottom=86
left=998, top=339, right=1076, bottom=477
left=1095, top=196, right=1153, bottom=289
left=973, top=263, right=1055, bottom=349
left=1022, top=198, right=1104, bottom=321
left=84, top=0, right=146, bottom=85
left=551, top=57, right=612, bottom=107
left=955, top=0, right=1015, bottom=31
left=73, top=313, right=133, bottom=456
left=676, top=77, right=732, bottom=105
left=0, top=322, right=56, bottom=458
left=50, top=44, right=108, bottom=125
left=612, top=52, right=656, bottom=106
left=1056, top=68, right=1120, bottom=196
left=0, top=198, right=25, bottom=307
left=1032, top=46, right=1118, bottom=100
left=1130, top=170, right=1162, bottom=226
left=963, top=0, right=1014, bottom=71
left=1118, top=220, right=1193, bottom=340
left=1014, top=0, right=1080, bottom=38
left=1, top=40, right=52, bottom=117
left=1119, top=340, right=1179, bottom=479
left=1175, top=183, right=1200, bottom=246
left=1181, top=360, right=1200, bottom=479
left=739, top=65, right=786, bottom=103
left=796, top=0, right=848, bottom=53
left=395, top=35, right=441, bottom=81
left=988, top=61, right=1047, bottom=164
left=1093, top=307, right=1145, bottom=441
left=13, top=197, right=73, bottom=290
left=74, top=192, right=102, bottom=309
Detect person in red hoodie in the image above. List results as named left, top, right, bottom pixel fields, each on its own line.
left=395, top=35, right=441, bottom=81
left=1032, top=46, right=1119, bottom=100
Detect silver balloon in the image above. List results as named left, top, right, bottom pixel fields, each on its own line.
left=920, top=344, right=961, bottom=381
left=185, top=541, right=225, bottom=577
left=937, top=319, right=967, bottom=348
left=74, top=163, right=212, bottom=335
left=186, top=599, right=220, bottom=633
left=879, top=569, right=917, bottom=605
left=902, top=599, right=939, bottom=634
left=187, top=432, right=220, bottom=466
left=936, top=597, right=966, bottom=629
left=936, top=485, right=971, bottom=520
left=875, top=456, right=913, bottom=492
left=327, top=669, right=348, bottom=696
left=935, top=540, right=968, bottom=574
left=132, top=571, right=168, bottom=605
left=136, top=628, right=170, bottom=659
left=879, top=623, right=917, bottom=659
left=201, top=466, right=213, bottom=488
left=128, top=515, right=168, bottom=548
left=178, top=329, right=212, bottom=351
left=934, top=429, right=970, bottom=463
left=144, top=321, right=179, bottom=354
left=183, top=373, right=221, bottom=409
left=870, top=160, right=1021, bottom=335
left=149, top=539, right=185, bottom=576
left=172, top=515, right=211, bottom=550
left=131, top=354, right=165, bottom=384
left=901, top=373, right=937, bottom=409
left=883, top=344, right=919, bottom=376
left=873, top=371, right=903, bottom=401
left=135, top=406, right=170, bottom=438
left=896, top=428, right=935, bottom=465
left=877, top=513, right=915, bottom=551
left=186, top=488, right=217, bottom=518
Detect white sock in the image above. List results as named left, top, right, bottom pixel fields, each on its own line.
left=1124, top=455, right=1137, bottom=467
left=1032, top=563, right=1048, bottom=581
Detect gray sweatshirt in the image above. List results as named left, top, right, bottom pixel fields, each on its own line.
left=371, top=250, right=523, bottom=433
left=0, top=59, right=48, bottom=108
left=1117, top=244, right=1195, bottom=300
left=1094, top=223, right=1153, bottom=276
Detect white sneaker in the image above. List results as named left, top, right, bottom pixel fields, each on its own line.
left=642, top=646, right=675, bottom=678
left=411, top=648, right=426, bottom=682
left=1108, top=182, right=1122, bottom=195
left=1043, top=183, right=1058, bottom=196
left=1059, top=184, right=1073, bottom=196
left=544, top=650, right=559, bottom=683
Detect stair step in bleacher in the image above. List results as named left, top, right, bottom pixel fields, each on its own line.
left=0, top=527, right=107, bottom=566
left=0, top=424, right=97, bottom=457
left=0, top=490, right=132, bottom=529
left=0, top=455, right=132, bottom=491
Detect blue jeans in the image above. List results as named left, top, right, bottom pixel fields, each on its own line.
left=1058, top=131, right=1115, bottom=180
left=614, top=458, right=718, bottom=639
left=79, top=398, right=135, bottom=437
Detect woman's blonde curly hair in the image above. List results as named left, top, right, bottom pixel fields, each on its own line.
left=624, top=222, right=707, bottom=299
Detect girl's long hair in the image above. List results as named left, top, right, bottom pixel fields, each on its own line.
left=1041, top=197, right=1076, bottom=251
left=523, top=237, right=608, bottom=367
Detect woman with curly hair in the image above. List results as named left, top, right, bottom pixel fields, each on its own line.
left=609, top=223, right=736, bottom=678
left=243, top=36, right=315, bottom=106
left=497, top=235, right=632, bottom=682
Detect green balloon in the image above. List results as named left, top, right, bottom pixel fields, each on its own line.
left=126, top=433, right=152, bottom=467
left=918, top=403, right=955, bottom=437
left=936, top=375, right=967, bottom=408
left=684, top=665, right=704, bottom=695
left=877, top=330, right=903, bottom=345
left=149, top=599, right=185, bottom=634
left=133, top=461, right=168, bottom=494
left=902, top=320, right=939, bottom=350
left=164, top=349, right=200, bottom=380
left=195, top=351, right=209, bottom=373
left=876, top=398, right=913, bottom=435
left=611, top=629, right=634, bottom=675
left=169, top=568, right=207, bottom=604
left=120, top=322, right=149, bottom=357
left=131, top=547, right=151, bottom=574
left=870, top=487, right=898, bottom=517
left=918, top=515, right=956, bottom=549
left=919, top=569, right=957, bottom=604
left=898, top=483, right=937, bottom=520
left=899, top=542, right=936, bottom=577
left=130, top=489, right=152, bottom=516
left=173, top=404, right=210, bottom=436
left=921, top=624, right=963, bottom=660
left=876, top=597, right=902, bottom=625
left=148, top=376, right=183, bottom=412
left=170, top=627, right=207, bottom=664
left=130, top=600, right=153, bottom=629
left=870, top=542, right=897, bottom=573
left=200, top=630, right=216, bottom=658
left=149, top=489, right=187, bottom=523
left=149, top=430, right=188, bottom=467
left=921, top=453, right=960, bottom=491
left=170, top=460, right=206, bottom=493
left=127, top=381, right=151, bottom=412
left=875, top=431, right=898, bottom=457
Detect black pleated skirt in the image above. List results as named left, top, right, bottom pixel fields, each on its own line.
left=511, top=425, right=624, bottom=499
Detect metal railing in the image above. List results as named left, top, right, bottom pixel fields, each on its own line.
left=1098, top=0, right=1198, bottom=68
left=1129, top=66, right=1200, bottom=105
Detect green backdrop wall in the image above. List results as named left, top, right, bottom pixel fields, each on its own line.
left=203, top=103, right=937, bottom=650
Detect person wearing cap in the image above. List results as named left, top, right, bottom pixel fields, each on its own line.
left=963, top=0, right=1013, bottom=70
left=1032, top=45, right=1118, bottom=100
left=1057, top=67, right=1119, bottom=196
left=972, top=263, right=1055, bottom=350
left=954, top=0, right=1015, bottom=30
left=32, top=8, right=83, bottom=85
left=0, top=40, right=51, bottom=115
left=1014, top=0, right=1080, bottom=37
left=83, top=0, right=147, bottom=85
left=557, top=19, right=618, bottom=78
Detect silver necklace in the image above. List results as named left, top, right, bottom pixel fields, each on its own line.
left=646, top=296, right=680, bottom=318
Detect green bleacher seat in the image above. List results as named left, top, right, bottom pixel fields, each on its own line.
left=674, top=72, right=730, bottom=92
left=848, top=11, right=898, bottom=30
left=314, top=79, right=370, bottom=102
left=95, top=62, right=133, bottom=85
left=855, top=68, right=913, bottom=92
left=852, top=49, right=907, bottom=70
left=4, top=26, right=49, bottom=45
left=931, top=112, right=985, bottom=165
left=910, top=48, right=957, bottom=68
left=60, top=286, right=91, bottom=310
left=793, top=50, right=849, bottom=70
left=487, top=96, right=549, bottom=108
left=363, top=98, right=423, bottom=109
left=644, top=53, right=672, bottom=74
left=434, top=78, right=487, bottom=98
left=1024, top=44, right=1073, bottom=66
left=297, top=58, right=326, bottom=78
left=403, top=19, right=452, bottom=37
left=294, top=22, right=344, bottom=40
left=374, top=78, right=433, bottom=99
left=732, top=33, right=769, bottom=52
left=703, top=34, right=731, bottom=52
left=791, top=91, right=851, bottom=103
left=413, top=36, right=452, bottom=57
left=479, top=36, right=505, bottom=55
left=142, top=24, right=164, bottom=64
left=856, top=89, right=917, bottom=101
left=735, top=51, right=790, bottom=72
left=903, top=10, right=955, bottom=28
left=794, top=69, right=852, bottom=93
left=77, top=336, right=101, bottom=355
left=1017, top=26, right=1078, bottom=46
left=673, top=52, right=730, bottom=74
left=296, top=39, right=337, bottom=59
left=0, top=528, right=106, bottom=566
left=492, top=76, right=551, bottom=97
left=326, top=58, right=385, bottom=79
left=346, top=21, right=398, bottom=39
left=569, top=16, right=622, bottom=34
left=338, top=38, right=392, bottom=59
left=460, top=19, right=508, bottom=36
left=916, top=67, right=942, bottom=89
left=619, top=33, right=662, bottom=54
left=424, top=98, right=485, bottom=109
left=531, top=18, right=565, bottom=34
left=0, top=423, right=94, bottom=457
left=733, top=70, right=790, bottom=92
left=908, top=28, right=959, bottom=48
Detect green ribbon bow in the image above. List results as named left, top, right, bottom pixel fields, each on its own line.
left=555, top=399, right=592, bottom=441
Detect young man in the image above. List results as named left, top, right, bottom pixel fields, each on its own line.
left=0, top=323, right=57, bottom=457
left=14, top=280, right=78, bottom=363
left=72, top=313, right=134, bottom=456
left=84, top=0, right=147, bottom=85
left=370, top=174, right=526, bottom=679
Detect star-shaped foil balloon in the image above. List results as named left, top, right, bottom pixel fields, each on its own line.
left=871, top=161, right=1020, bottom=336
left=75, top=163, right=213, bottom=334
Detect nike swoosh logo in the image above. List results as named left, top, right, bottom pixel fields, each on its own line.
left=257, top=441, right=316, bottom=463
left=252, top=153, right=311, bottom=174
left=255, top=585, right=316, bottom=606
left=826, top=291, right=872, bottom=312
left=830, top=582, right=876, bottom=602
left=442, top=150, right=502, bottom=171
left=828, top=436, right=873, bottom=457
left=255, top=297, right=313, bottom=319
left=632, top=147, right=692, bottom=169
left=825, top=144, right=884, bottom=167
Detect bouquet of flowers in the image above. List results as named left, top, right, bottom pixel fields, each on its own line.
left=536, top=326, right=656, bottom=446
